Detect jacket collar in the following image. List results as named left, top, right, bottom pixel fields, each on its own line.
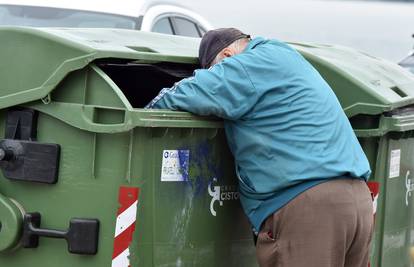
left=244, top=37, right=266, bottom=52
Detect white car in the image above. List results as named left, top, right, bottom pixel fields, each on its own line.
left=400, top=52, right=414, bottom=73
left=0, top=0, right=213, bottom=37
left=399, top=35, right=414, bottom=74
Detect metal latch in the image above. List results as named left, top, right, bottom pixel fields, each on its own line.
left=22, top=213, right=99, bottom=255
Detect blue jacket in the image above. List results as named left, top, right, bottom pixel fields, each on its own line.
left=147, top=37, right=371, bottom=231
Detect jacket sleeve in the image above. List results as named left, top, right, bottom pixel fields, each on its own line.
left=146, top=58, right=258, bottom=120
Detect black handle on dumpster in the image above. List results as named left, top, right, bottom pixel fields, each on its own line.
left=0, top=108, right=60, bottom=184
left=22, top=212, right=99, bottom=255
left=0, top=140, right=60, bottom=184
left=0, top=148, right=14, bottom=161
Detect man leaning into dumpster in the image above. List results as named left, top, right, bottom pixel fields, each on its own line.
left=146, top=28, right=373, bottom=267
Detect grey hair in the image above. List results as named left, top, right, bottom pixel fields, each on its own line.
left=210, top=37, right=249, bottom=67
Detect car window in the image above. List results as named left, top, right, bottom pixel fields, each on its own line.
left=400, top=54, right=414, bottom=73
left=400, top=55, right=414, bottom=66
left=171, top=17, right=201, bottom=38
left=0, top=5, right=137, bottom=29
left=152, top=17, right=174, bottom=35
left=198, top=26, right=207, bottom=36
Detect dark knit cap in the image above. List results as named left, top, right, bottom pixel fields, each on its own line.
left=198, top=28, right=250, bottom=68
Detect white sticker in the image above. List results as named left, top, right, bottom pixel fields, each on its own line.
left=208, top=178, right=239, bottom=217
left=389, top=149, right=401, bottom=178
left=161, top=150, right=190, bottom=182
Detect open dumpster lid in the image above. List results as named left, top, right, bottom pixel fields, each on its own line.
left=0, top=27, right=199, bottom=110
left=1, top=27, right=414, bottom=118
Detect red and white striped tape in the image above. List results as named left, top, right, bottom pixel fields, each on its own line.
left=367, top=181, right=379, bottom=267
left=367, top=181, right=379, bottom=216
left=112, top=186, right=140, bottom=267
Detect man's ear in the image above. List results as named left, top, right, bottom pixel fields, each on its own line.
left=222, top=47, right=233, bottom=58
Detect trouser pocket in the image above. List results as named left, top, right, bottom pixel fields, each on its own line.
left=256, top=214, right=280, bottom=267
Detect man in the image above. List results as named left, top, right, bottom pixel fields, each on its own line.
left=147, top=28, right=373, bottom=267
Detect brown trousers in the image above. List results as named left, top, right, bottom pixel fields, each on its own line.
left=256, top=178, right=374, bottom=267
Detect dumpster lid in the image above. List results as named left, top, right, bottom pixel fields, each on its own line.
left=2, top=27, right=414, bottom=117
left=0, top=27, right=200, bottom=109
left=291, top=42, right=414, bottom=117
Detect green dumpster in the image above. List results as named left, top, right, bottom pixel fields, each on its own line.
left=292, top=43, right=414, bottom=267
left=0, top=27, right=256, bottom=267
left=1, top=27, right=414, bottom=267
